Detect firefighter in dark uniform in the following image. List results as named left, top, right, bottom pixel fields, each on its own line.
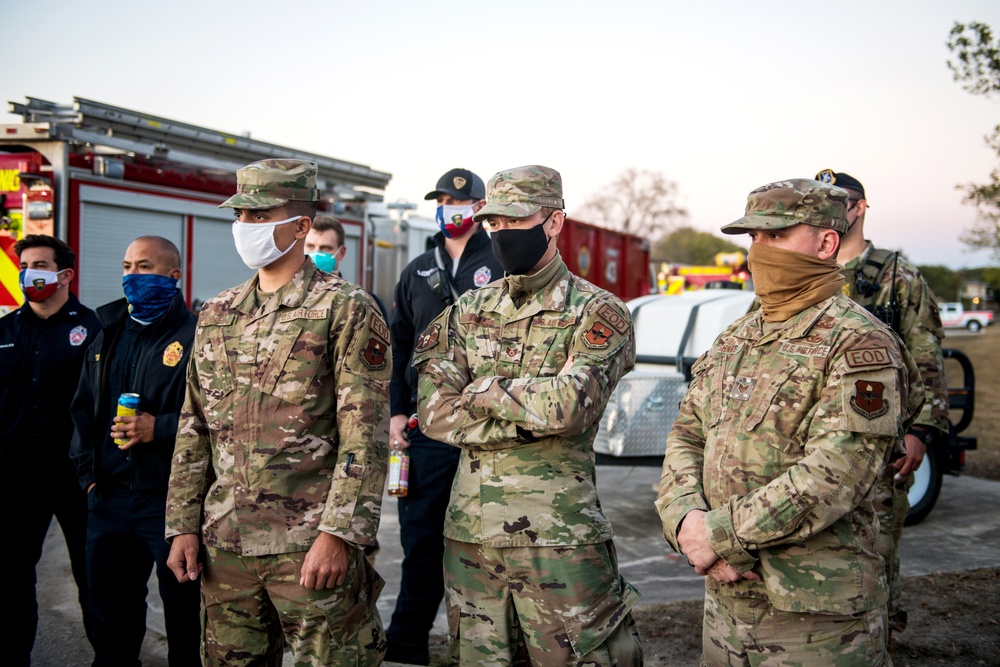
left=70, top=235, right=200, bottom=667
left=1, top=234, right=99, bottom=666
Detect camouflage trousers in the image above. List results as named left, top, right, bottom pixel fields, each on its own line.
left=874, top=466, right=912, bottom=633
left=443, top=538, right=643, bottom=666
left=701, top=589, right=891, bottom=666
left=202, top=544, right=386, bottom=666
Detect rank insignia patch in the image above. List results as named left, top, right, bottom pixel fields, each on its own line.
left=730, top=376, right=756, bottom=400
left=362, top=337, right=388, bottom=371
left=850, top=380, right=888, bottom=419
left=163, top=341, right=184, bottom=367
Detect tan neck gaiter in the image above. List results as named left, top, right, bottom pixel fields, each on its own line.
left=748, top=242, right=845, bottom=322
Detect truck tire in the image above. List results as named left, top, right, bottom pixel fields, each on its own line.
left=905, top=448, right=943, bottom=526
left=967, top=320, right=982, bottom=333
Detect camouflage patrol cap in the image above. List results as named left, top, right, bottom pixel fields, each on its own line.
left=219, top=159, right=321, bottom=210
left=472, top=165, right=565, bottom=222
left=721, top=178, right=850, bottom=235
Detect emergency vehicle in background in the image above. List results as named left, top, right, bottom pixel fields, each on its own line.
left=656, top=251, right=749, bottom=294
left=0, top=97, right=650, bottom=316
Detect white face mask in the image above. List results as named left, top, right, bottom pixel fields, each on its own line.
left=232, top=216, right=302, bottom=269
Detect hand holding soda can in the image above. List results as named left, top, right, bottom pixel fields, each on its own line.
left=114, top=393, right=140, bottom=447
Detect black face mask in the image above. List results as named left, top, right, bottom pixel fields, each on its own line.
left=491, top=215, right=551, bottom=275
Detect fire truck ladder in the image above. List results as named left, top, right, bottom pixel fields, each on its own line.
left=7, top=96, right=391, bottom=200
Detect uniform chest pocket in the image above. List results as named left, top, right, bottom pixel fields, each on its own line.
left=702, top=344, right=743, bottom=428
left=199, top=327, right=235, bottom=409
left=524, top=314, right=576, bottom=374
left=459, top=313, right=506, bottom=375
left=261, top=322, right=326, bottom=405
left=741, top=364, right=815, bottom=454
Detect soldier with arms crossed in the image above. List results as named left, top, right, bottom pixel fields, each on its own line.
left=414, top=165, right=643, bottom=666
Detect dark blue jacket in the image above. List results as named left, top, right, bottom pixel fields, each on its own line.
left=70, top=292, right=196, bottom=493
left=0, top=293, right=100, bottom=468
left=389, top=227, right=503, bottom=417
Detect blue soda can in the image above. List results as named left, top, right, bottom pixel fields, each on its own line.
left=114, top=393, right=140, bottom=446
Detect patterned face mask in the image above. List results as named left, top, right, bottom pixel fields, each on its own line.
left=436, top=205, right=476, bottom=239
left=19, top=268, right=64, bottom=302
left=123, top=273, right=179, bottom=323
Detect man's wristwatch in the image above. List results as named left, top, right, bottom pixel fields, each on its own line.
left=906, top=426, right=936, bottom=446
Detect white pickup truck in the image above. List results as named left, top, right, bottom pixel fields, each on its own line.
left=939, top=302, right=993, bottom=332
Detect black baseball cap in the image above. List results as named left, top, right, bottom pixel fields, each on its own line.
left=424, top=168, right=486, bottom=201
left=815, top=169, right=865, bottom=199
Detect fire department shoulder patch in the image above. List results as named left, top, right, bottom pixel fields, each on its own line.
left=163, top=341, right=184, bottom=367
left=473, top=266, right=492, bottom=287
left=68, top=325, right=89, bottom=347
left=362, top=337, right=388, bottom=371
left=583, top=321, right=614, bottom=349
left=850, top=380, right=888, bottom=419
left=415, top=323, right=441, bottom=353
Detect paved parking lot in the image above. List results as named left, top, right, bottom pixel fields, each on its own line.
left=33, top=467, right=1000, bottom=666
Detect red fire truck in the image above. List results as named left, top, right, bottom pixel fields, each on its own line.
left=0, top=97, right=650, bottom=315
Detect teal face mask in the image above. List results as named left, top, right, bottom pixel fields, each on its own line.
left=308, top=251, right=338, bottom=273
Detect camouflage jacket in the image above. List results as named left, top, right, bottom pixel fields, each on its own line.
left=655, top=295, right=923, bottom=614
left=165, top=259, right=390, bottom=556
left=842, top=241, right=948, bottom=434
left=413, top=257, right=635, bottom=548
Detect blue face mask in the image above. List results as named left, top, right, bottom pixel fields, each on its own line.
left=308, top=251, right=338, bottom=273
left=123, top=273, right=179, bottom=323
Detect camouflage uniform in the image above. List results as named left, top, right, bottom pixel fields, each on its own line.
left=656, top=179, right=924, bottom=666
left=841, top=240, right=948, bottom=632
left=165, top=160, right=390, bottom=667
left=414, top=165, right=643, bottom=666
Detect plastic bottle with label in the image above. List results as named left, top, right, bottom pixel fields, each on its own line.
left=388, top=414, right=417, bottom=497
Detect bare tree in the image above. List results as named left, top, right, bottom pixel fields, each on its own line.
left=575, top=168, right=687, bottom=237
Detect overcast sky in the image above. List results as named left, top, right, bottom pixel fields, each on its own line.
left=3, top=0, right=999, bottom=269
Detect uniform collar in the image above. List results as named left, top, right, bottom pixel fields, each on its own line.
left=20, top=292, right=82, bottom=325
left=841, top=240, right=875, bottom=272
left=484, top=255, right=571, bottom=319
left=231, top=257, right=316, bottom=317
left=738, top=295, right=840, bottom=342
